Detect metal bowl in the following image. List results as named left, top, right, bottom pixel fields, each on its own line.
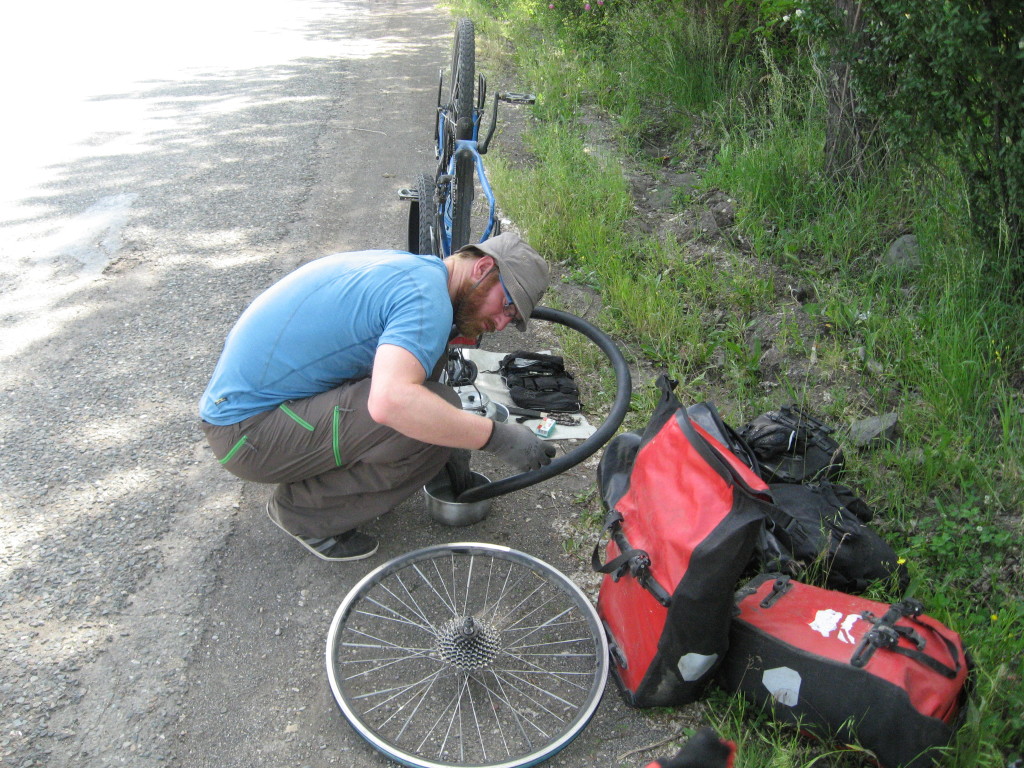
left=424, top=471, right=492, bottom=527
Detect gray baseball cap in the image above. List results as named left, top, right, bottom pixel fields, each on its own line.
left=469, top=232, right=550, bottom=331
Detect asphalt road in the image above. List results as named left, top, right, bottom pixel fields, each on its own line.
left=0, top=2, right=692, bottom=766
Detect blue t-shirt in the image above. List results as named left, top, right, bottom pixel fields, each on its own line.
left=199, top=251, right=451, bottom=425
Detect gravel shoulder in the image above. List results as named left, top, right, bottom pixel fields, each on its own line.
left=0, top=3, right=706, bottom=767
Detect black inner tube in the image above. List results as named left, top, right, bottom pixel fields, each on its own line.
left=454, top=306, right=632, bottom=503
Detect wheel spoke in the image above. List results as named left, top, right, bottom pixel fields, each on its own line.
left=393, top=667, right=443, bottom=740
left=354, top=598, right=432, bottom=634
left=413, top=560, right=457, bottom=616
left=437, top=673, right=469, bottom=760
left=503, top=605, right=576, bottom=651
left=379, top=575, right=439, bottom=632
left=341, top=626, right=433, bottom=656
left=360, top=667, right=446, bottom=715
left=487, top=669, right=560, bottom=733
left=415, top=677, right=462, bottom=754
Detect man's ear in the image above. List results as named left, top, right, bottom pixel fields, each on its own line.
left=471, top=254, right=496, bottom=279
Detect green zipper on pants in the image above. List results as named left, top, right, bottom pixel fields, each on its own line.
left=279, top=403, right=314, bottom=430
left=219, top=435, right=248, bottom=464
left=332, top=406, right=342, bottom=466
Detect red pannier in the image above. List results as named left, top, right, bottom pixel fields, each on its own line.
left=718, top=574, right=971, bottom=768
left=593, top=376, right=776, bottom=706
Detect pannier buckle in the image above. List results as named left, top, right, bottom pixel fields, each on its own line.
left=896, top=598, right=924, bottom=618
left=869, top=624, right=901, bottom=649
left=759, top=575, right=792, bottom=608
left=628, top=552, right=651, bottom=579
left=850, top=623, right=899, bottom=668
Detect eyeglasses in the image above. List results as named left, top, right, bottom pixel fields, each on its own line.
left=498, top=273, right=520, bottom=320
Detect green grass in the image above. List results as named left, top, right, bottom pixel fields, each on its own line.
left=451, top=0, right=1024, bottom=763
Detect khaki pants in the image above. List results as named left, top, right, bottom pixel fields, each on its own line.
left=200, top=379, right=458, bottom=537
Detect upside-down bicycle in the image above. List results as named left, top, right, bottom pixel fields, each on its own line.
left=328, top=20, right=631, bottom=768
left=401, top=17, right=535, bottom=258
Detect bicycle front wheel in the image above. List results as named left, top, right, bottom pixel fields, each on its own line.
left=450, top=18, right=475, bottom=138
left=326, top=543, right=609, bottom=768
left=448, top=18, right=476, bottom=252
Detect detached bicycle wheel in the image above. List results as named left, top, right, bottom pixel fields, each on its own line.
left=326, top=543, right=608, bottom=768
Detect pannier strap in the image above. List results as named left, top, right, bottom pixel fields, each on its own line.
left=591, top=532, right=672, bottom=607
left=602, top=509, right=624, bottom=531
left=850, top=600, right=962, bottom=678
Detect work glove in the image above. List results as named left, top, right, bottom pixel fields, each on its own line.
left=645, top=728, right=736, bottom=768
left=481, top=421, right=556, bottom=472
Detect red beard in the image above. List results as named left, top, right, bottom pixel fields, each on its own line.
left=452, top=271, right=499, bottom=337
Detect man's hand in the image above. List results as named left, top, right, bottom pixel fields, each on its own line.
left=481, top=421, right=556, bottom=472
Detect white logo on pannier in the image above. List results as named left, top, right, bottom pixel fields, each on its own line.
left=809, top=609, right=861, bottom=643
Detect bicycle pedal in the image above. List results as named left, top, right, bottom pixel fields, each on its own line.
left=397, top=187, right=418, bottom=201
left=499, top=92, right=536, bottom=105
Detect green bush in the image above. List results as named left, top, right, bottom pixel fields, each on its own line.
left=535, top=0, right=622, bottom=46
left=788, top=0, right=1024, bottom=259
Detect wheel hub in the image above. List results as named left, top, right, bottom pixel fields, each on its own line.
left=437, top=616, right=499, bottom=670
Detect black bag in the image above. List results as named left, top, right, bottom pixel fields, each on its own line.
left=686, top=402, right=761, bottom=475
left=740, top=404, right=844, bottom=483
left=498, top=351, right=581, bottom=412
left=757, top=480, right=908, bottom=594
left=718, top=574, right=971, bottom=768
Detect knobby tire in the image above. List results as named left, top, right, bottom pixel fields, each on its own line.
left=449, top=18, right=475, bottom=252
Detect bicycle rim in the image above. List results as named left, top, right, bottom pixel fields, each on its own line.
left=326, top=543, right=608, bottom=768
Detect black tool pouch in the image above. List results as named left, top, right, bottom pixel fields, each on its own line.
left=498, top=350, right=582, bottom=412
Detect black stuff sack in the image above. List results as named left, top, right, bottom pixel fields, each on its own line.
left=718, top=574, right=971, bottom=768
left=592, top=375, right=776, bottom=707
left=757, top=480, right=909, bottom=594
left=686, top=401, right=760, bottom=475
left=497, top=350, right=581, bottom=412
left=740, top=404, right=844, bottom=484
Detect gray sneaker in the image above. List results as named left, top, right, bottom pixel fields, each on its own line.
left=266, top=499, right=378, bottom=561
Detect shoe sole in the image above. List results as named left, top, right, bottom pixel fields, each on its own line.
left=266, top=500, right=378, bottom=561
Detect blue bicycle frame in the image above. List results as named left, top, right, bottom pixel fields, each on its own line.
left=441, top=139, right=497, bottom=256
left=430, top=86, right=533, bottom=257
